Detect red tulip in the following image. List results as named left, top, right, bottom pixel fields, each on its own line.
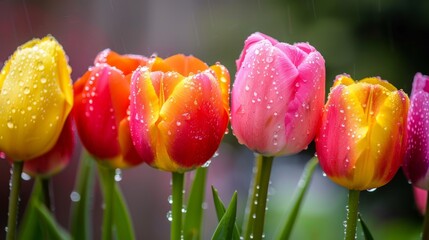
left=74, top=49, right=147, bottom=168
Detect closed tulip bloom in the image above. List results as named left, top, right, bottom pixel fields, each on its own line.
left=74, top=49, right=146, bottom=168
left=23, top=116, right=74, bottom=177
left=403, top=73, right=429, bottom=189
left=129, top=54, right=230, bottom=172
left=316, top=74, right=409, bottom=190
left=231, top=32, right=325, bottom=156
left=0, top=35, right=73, bottom=160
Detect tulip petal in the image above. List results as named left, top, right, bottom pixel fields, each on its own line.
left=130, top=67, right=159, bottom=166
left=158, top=71, right=228, bottom=170
left=282, top=47, right=325, bottom=154
left=74, top=64, right=121, bottom=159
left=164, top=54, right=208, bottom=76
left=95, top=49, right=147, bottom=75
left=232, top=39, right=299, bottom=155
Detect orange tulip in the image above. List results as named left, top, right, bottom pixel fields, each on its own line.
left=129, top=55, right=230, bottom=172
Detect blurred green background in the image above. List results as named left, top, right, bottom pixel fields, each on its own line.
left=1, top=0, right=428, bottom=239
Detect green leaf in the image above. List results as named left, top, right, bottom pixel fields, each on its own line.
left=18, top=178, right=44, bottom=240
left=34, top=201, right=71, bottom=240
left=211, top=191, right=237, bottom=240
left=70, top=151, right=96, bottom=240
left=358, top=213, right=374, bottom=240
left=211, top=186, right=226, bottom=220
left=113, top=184, right=136, bottom=240
left=183, top=167, right=207, bottom=240
left=276, top=156, right=318, bottom=240
left=211, top=186, right=240, bottom=240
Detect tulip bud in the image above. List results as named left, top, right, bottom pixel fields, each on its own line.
left=74, top=49, right=147, bottom=168
left=23, top=116, right=74, bottom=177
left=129, top=54, right=230, bottom=172
left=316, top=74, right=409, bottom=190
left=403, top=73, right=429, bottom=189
left=0, top=35, right=73, bottom=160
left=231, top=32, right=325, bottom=156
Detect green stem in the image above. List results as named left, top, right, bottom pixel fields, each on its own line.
left=422, top=190, right=429, bottom=240
left=97, top=164, right=115, bottom=240
left=276, top=156, right=318, bottom=240
left=6, top=161, right=24, bottom=240
left=345, top=190, right=360, bottom=240
left=171, top=172, right=184, bottom=240
left=70, top=151, right=95, bottom=240
left=41, top=177, right=53, bottom=212
left=243, top=155, right=274, bottom=240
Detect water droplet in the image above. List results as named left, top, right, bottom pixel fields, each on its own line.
left=114, top=169, right=122, bottom=182
left=245, top=85, right=250, bottom=91
left=166, top=210, right=173, bottom=222
left=21, top=173, right=31, bottom=181
left=23, top=87, right=30, bottom=95
left=7, top=121, right=14, bottom=129
left=367, top=188, right=377, bottom=192
left=40, top=78, right=47, bottom=84
left=38, top=63, right=45, bottom=71
left=176, top=121, right=181, bottom=126
left=202, top=160, right=211, bottom=168
left=168, top=195, right=173, bottom=204
left=322, top=172, right=327, bottom=177
left=70, top=191, right=81, bottom=202
left=266, top=56, right=273, bottom=63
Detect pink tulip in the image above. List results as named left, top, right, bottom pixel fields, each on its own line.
left=231, top=32, right=325, bottom=156
left=403, top=73, right=429, bottom=189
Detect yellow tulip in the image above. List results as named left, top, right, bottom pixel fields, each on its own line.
left=0, top=35, right=73, bottom=160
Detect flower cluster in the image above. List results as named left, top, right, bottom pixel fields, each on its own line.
left=0, top=32, right=427, bottom=240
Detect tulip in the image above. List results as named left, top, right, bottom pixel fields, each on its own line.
left=74, top=49, right=146, bottom=168
left=0, top=35, right=73, bottom=160
left=129, top=54, right=230, bottom=173
left=23, top=116, right=74, bottom=178
left=316, top=74, right=409, bottom=191
left=231, top=32, right=325, bottom=156
left=231, top=32, right=325, bottom=240
left=316, top=74, right=409, bottom=240
left=403, top=73, right=429, bottom=189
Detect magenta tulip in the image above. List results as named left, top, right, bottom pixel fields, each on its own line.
left=403, top=73, right=429, bottom=189
left=231, top=32, right=325, bottom=156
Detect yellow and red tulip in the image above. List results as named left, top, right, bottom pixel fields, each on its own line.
left=129, top=54, right=230, bottom=172
left=0, top=35, right=73, bottom=160
left=74, top=49, right=146, bottom=168
left=316, top=74, right=409, bottom=190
